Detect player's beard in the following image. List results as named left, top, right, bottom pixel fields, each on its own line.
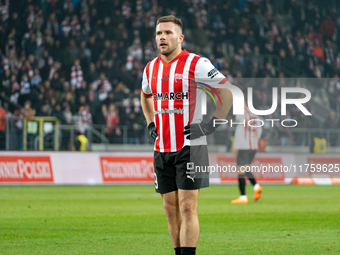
left=158, top=43, right=178, bottom=57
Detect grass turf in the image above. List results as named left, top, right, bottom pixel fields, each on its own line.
left=0, top=185, right=339, bottom=254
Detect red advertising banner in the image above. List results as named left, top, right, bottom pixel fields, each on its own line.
left=0, top=156, right=54, bottom=183
left=218, top=156, right=285, bottom=182
left=307, top=157, right=340, bottom=169
left=100, top=156, right=154, bottom=182
left=307, top=157, right=340, bottom=181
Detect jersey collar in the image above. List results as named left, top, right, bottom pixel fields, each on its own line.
left=160, top=49, right=188, bottom=66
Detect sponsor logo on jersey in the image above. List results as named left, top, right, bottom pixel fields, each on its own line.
left=207, top=68, right=219, bottom=79
left=153, top=92, right=188, bottom=101
left=161, top=75, right=170, bottom=81
left=155, top=108, right=184, bottom=115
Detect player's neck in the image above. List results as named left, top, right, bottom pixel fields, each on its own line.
left=161, top=48, right=183, bottom=63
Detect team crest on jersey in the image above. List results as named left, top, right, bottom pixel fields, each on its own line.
left=174, top=73, right=183, bottom=82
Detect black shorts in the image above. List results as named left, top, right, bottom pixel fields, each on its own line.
left=153, top=145, right=209, bottom=194
left=236, top=150, right=257, bottom=166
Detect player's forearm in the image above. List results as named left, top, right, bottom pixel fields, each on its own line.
left=213, top=88, right=233, bottom=119
left=141, top=92, right=154, bottom=126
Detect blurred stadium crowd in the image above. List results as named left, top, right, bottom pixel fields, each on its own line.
left=0, top=0, right=340, bottom=149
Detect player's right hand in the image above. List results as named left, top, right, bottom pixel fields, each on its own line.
left=148, top=122, right=158, bottom=142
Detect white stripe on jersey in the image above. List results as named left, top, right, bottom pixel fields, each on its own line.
left=169, top=60, right=178, bottom=152
left=148, top=59, right=156, bottom=89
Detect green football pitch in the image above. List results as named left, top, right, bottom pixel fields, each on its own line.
left=1, top=185, right=339, bottom=254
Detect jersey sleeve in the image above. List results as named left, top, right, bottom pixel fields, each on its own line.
left=194, top=57, right=226, bottom=87
left=141, top=66, right=152, bottom=96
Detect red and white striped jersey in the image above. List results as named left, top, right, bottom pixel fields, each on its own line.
left=233, top=108, right=262, bottom=150
left=142, top=50, right=226, bottom=152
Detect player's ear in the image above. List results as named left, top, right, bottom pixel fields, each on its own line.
left=178, top=34, right=184, bottom=43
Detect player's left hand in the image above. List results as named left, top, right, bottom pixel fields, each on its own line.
left=183, top=116, right=218, bottom=140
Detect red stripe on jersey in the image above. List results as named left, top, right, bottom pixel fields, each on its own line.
left=218, top=78, right=228, bottom=84
left=161, top=65, right=171, bottom=150
left=188, top=56, right=200, bottom=124
left=174, top=53, right=190, bottom=151
left=151, top=58, right=161, bottom=150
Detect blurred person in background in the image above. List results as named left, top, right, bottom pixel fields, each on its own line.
left=43, top=80, right=57, bottom=104
left=13, top=100, right=36, bottom=150
left=36, top=103, right=50, bottom=117
left=73, top=104, right=92, bottom=151
left=0, top=68, right=11, bottom=98
left=52, top=103, right=66, bottom=151
left=105, top=103, right=121, bottom=143
left=18, top=74, right=31, bottom=106
left=125, top=111, right=143, bottom=145
left=60, top=104, right=73, bottom=150
left=323, top=111, right=339, bottom=146
left=71, top=58, right=83, bottom=88
left=231, top=101, right=263, bottom=204
left=30, top=68, right=42, bottom=87
left=0, top=101, right=6, bottom=150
